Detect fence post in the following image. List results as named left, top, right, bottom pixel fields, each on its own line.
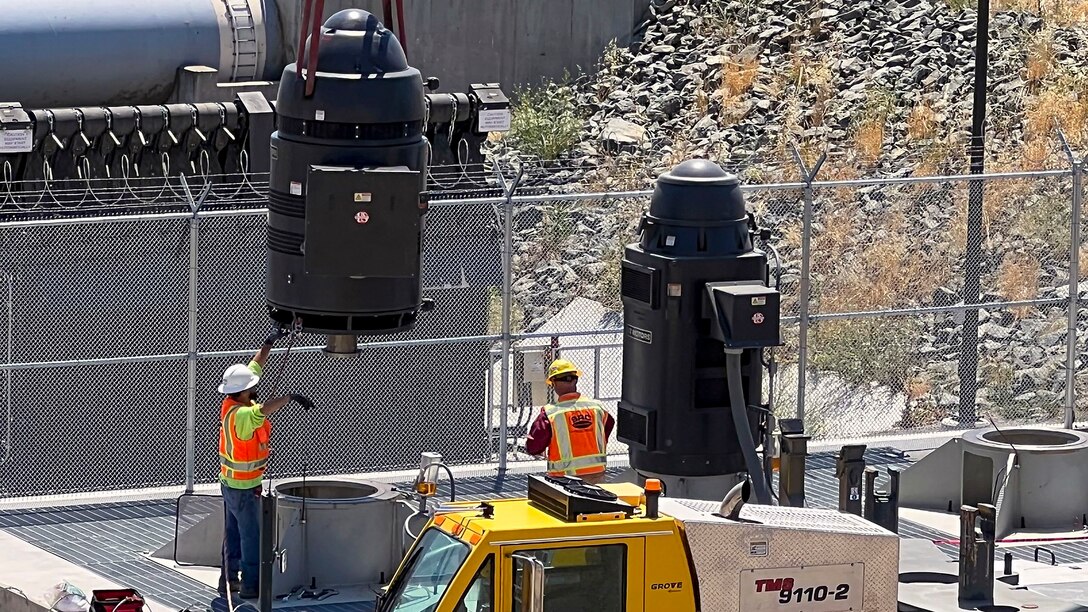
left=180, top=176, right=211, bottom=494
left=2, top=272, right=11, bottom=468
left=791, top=145, right=826, bottom=423
left=496, top=164, right=524, bottom=471
left=1061, top=132, right=1082, bottom=429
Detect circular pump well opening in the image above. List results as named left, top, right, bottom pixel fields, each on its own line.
left=980, top=428, right=1082, bottom=447
left=276, top=481, right=379, bottom=500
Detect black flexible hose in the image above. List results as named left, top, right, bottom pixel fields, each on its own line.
left=437, top=463, right=456, bottom=502
left=726, top=351, right=772, bottom=504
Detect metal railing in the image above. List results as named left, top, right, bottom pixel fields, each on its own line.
left=0, top=151, right=1086, bottom=498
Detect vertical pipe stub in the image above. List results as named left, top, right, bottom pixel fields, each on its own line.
left=323, top=334, right=360, bottom=357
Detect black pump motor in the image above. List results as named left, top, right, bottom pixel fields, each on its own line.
left=618, top=159, right=782, bottom=498
left=266, top=9, right=429, bottom=340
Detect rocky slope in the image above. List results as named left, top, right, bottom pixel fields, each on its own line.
left=497, top=0, right=1088, bottom=429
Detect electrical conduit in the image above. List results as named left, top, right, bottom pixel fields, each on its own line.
left=726, top=351, right=772, bottom=504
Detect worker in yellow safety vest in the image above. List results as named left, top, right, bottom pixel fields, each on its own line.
left=525, top=359, right=614, bottom=484
left=216, top=327, right=313, bottom=599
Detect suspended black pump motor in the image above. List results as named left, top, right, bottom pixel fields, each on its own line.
left=265, top=8, right=432, bottom=355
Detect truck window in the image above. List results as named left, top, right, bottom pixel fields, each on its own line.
left=510, top=544, right=626, bottom=612
left=382, top=528, right=470, bottom=612
left=455, top=554, right=494, bottom=612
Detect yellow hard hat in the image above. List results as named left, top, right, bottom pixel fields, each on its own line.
left=546, top=359, right=582, bottom=385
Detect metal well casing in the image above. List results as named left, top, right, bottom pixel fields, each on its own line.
left=272, top=479, right=405, bottom=591
left=618, top=160, right=770, bottom=478
left=266, top=9, right=428, bottom=335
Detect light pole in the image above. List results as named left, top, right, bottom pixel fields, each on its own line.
left=957, top=0, right=989, bottom=426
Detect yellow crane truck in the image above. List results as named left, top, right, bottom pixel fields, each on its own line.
left=374, top=474, right=900, bottom=612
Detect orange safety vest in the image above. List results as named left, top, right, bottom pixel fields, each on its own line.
left=545, top=394, right=608, bottom=477
left=219, top=398, right=271, bottom=484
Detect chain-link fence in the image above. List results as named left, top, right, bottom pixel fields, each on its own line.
left=1, top=157, right=1086, bottom=498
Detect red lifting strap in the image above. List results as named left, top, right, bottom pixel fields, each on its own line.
left=394, top=0, right=408, bottom=59
left=295, top=0, right=325, bottom=98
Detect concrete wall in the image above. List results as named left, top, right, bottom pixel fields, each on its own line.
left=273, top=0, right=650, bottom=93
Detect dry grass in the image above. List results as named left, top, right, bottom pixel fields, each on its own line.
left=819, top=210, right=949, bottom=312
left=718, top=60, right=760, bottom=122
left=694, top=87, right=710, bottom=117
left=997, top=251, right=1042, bottom=317
left=804, top=58, right=837, bottom=128
left=719, top=56, right=760, bottom=103
left=907, top=102, right=938, bottom=141
left=992, top=0, right=1088, bottom=23
left=1025, top=38, right=1055, bottom=90
left=946, top=181, right=1025, bottom=255
left=1025, top=71, right=1088, bottom=147
left=1018, top=135, right=1059, bottom=170
left=663, top=136, right=694, bottom=169
left=854, top=120, right=885, bottom=163
left=852, top=88, right=895, bottom=164
left=822, top=159, right=861, bottom=181
left=913, top=137, right=963, bottom=176
left=904, top=375, right=933, bottom=401
left=582, top=155, right=644, bottom=192
left=810, top=203, right=858, bottom=272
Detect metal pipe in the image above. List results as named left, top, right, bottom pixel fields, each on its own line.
left=185, top=205, right=199, bottom=494
left=0, top=334, right=505, bottom=371
left=959, top=0, right=991, bottom=426
left=0, top=207, right=269, bottom=229
left=797, top=173, right=814, bottom=422
left=497, top=164, right=524, bottom=471
left=179, top=174, right=209, bottom=495
left=2, top=272, right=11, bottom=467
left=489, top=169, right=1072, bottom=205
left=323, top=334, right=360, bottom=357
left=512, top=328, right=623, bottom=341
left=0, top=288, right=1060, bottom=374
left=802, top=168, right=1069, bottom=189
left=1066, top=158, right=1083, bottom=429
left=0, top=0, right=275, bottom=108
left=593, top=346, right=601, bottom=399
left=719, top=479, right=751, bottom=520
left=498, top=177, right=512, bottom=472
left=2, top=171, right=1067, bottom=228
left=792, top=298, right=1066, bottom=323
left=1, top=170, right=1070, bottom=223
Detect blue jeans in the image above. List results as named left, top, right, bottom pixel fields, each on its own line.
left=221, top=482, right=262, bottom=592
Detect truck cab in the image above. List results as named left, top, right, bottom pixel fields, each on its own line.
left=375, top=473, right=899, bottom=612
left=375, top=474, right=697, bottom=612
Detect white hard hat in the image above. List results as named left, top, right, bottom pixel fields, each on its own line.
left=218, top=364, right=260, bottom=394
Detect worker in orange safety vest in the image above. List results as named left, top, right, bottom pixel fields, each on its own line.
left=217, top=327, right=313, bottom=599
left=525, top=359, right=614, bottom=485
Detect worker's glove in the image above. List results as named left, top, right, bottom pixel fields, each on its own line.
left=291, top=394, right=315, bottom=411
left=264, top=327, right=290, bottom=345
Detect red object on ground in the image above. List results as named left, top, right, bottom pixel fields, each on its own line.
left=90, top=589, right=145, bottom=612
